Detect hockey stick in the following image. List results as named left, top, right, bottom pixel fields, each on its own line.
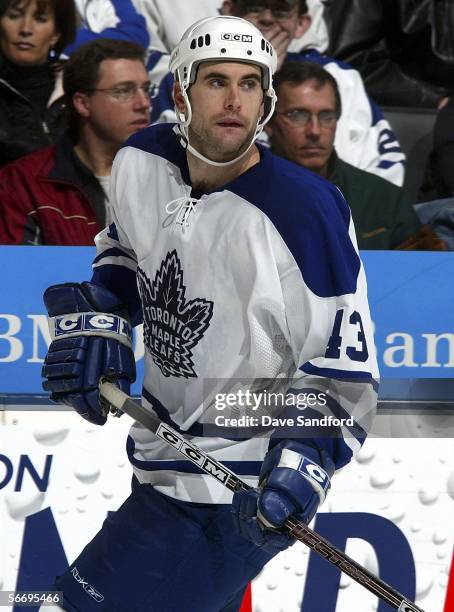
left=99, top=380, right=424, bottom=612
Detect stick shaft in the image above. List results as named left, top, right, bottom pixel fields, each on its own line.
left=99, top=381, right=424, bottom=612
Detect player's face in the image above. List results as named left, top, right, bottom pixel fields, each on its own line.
left=181, top=61, right=264, bottom=163
left=0, top=0, right=60, bottom=66
left=78, top=58, right=151, bottom=147
left=267, top=79, right=337, bottom=176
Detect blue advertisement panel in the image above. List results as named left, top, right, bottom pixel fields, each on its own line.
left=0, top=247, right=453, bottom=400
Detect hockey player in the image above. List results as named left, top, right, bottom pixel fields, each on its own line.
left=41, top=15, right=378, bottom=612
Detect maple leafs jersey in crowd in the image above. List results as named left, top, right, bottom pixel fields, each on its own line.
left=91, top=123, right=379, bottom=504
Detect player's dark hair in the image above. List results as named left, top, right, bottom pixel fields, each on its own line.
left=63, top=38, right=146, bottom=140
left=273, top=61, right=342, bottom=117
left=229, top=0, right=308, bottom=16
left=0, top=0, right=77, bottom=55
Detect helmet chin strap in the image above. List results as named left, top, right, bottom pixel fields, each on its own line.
left=175, top=76, right=276, bottom=168
left=175, top=120, right=264, bottom=168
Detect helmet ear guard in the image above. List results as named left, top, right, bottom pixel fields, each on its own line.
left=169, top=16, right=278, bottom=167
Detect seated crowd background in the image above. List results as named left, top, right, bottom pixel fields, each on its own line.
left=0, top=0, right=452, bottom=249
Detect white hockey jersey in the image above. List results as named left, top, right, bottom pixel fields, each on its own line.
left=92, top=124, right=379, bottom=504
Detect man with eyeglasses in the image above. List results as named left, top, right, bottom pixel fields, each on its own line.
left=0, top=39, right=151, bottom=246
left=267, top=61, right=446, bottom=250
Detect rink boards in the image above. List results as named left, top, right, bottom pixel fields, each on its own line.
left=0, top=413, right=452, bottom=612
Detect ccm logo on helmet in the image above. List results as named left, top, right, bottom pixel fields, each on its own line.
left=221, top=32, right=253, bottom=42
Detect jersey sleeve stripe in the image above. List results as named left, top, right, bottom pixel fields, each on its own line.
left=93, top=247, right=137, bottom=265
left=300, top=362, right=380, bottom=392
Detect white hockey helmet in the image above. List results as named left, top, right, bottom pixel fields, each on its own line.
left=169, top=16, right=278, bottom=167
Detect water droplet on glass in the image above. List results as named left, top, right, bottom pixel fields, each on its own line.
left=432, top=530, right=447, bottom=545
left=356, top=446, right=375, bottom=464
left=73, top=462, right=100, bottom=485
left=447, top=471, right=454, bottom=500
left=5, top=492, right=45, bottom=521
left=32, top=428, right=69, bottom=445
left=416, top=571, right=433, bottom=599
left=339, top=575, right=351, bottom=589
left=383, top=505, right=405, bottom=523
left=370, top=473, right=395, bottom=489
left=418, top=488, right=439, bottom=505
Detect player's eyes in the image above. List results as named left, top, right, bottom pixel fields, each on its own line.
left=241, top=80, right=259, bottom=90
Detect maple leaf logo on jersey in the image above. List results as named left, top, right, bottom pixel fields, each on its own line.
left=137, top=250, right=214, bottom=378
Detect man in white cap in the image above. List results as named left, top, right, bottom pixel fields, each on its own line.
left=41, top=15, right=377, bottom=611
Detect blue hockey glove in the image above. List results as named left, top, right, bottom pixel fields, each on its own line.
left=231, top=441, right=335, bottom=554
left=42, top=282, right=136, bottom=425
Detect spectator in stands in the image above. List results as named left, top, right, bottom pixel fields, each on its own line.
left=324, top=0, right=454, bottom=109
left=151, top=0, right=405, bottom=187
left=67, top=0, right=149, bottom=55
left=0, top=39, right=151, bottom=245
left=137, top=0, right=327, bottom=84
left=266, top=62, right=445, bottom=250
left=0, top=0, right=77, bottom=167
left=134, top=0, right=219, bottom=85
left=420, top=95, right=454, bottom=201
left=288, top=0, right=327, bottom=53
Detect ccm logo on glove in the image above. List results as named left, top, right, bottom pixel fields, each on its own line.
left=277, top=448, right=331, bottom=502
left=49, top=313, right=132, bottom=344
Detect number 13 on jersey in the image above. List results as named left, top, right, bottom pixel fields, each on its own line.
left=325, top=308, right=369, bottom=363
